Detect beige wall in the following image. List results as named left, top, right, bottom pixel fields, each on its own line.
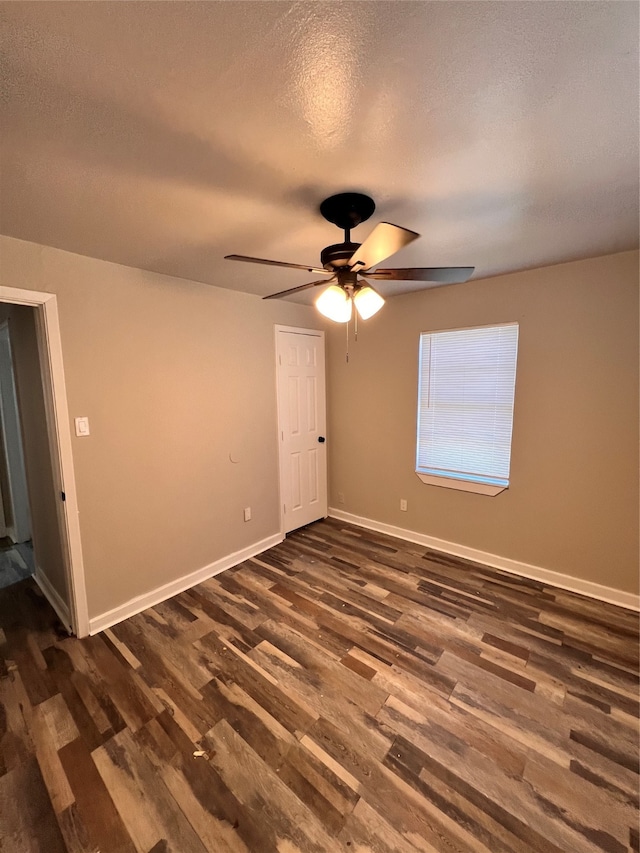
left=0, top=235, right=320, bottom=618
left=326, top=251, right=639, bottom=595
left=1, top=235, right=636, bottom=620
left=0, top=303, right=68, bottom=598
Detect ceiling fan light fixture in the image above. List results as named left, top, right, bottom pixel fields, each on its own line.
left=229, top=192, right=475, bottom=307
left=316, top=284, right=353, bottom=323
left=353, top=285, right=385, bottom=319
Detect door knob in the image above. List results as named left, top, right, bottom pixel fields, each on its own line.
left=318, top=436, right=326, bottom=443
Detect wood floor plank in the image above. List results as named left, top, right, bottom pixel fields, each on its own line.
left=339, top=796, right=441, bottom=853
left=93, top=727, right=208, bottom=853
left=523, top=752, right=634, bottom=850
left=200, top=673, right=298, bottom=770
left=0, top=521, right=637, bottom=852
left=0, top=756, right=67, bottom=852
left=58, top=735, right=137, bottom=853
left=30, top=702, right=75, bottom=815
left=204, top=718, right=338, bottom=853
left=157, top=761, right=250, bottom=853
left=39, top=692, right=81, bottom=751
left=319, top=713, right=493, bottom=853
left=55, top=802, right=99, bottom=853
left=0, top=666, right=33, bottom=775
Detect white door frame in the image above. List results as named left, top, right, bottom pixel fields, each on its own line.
left=0, top=286, right=88, bottom=637
left=274, top=324, right=327, bottom=536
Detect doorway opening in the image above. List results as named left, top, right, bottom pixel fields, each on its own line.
left=0, top=318, right=34, bottom=589
left=0, top=287, right=88, bottom=636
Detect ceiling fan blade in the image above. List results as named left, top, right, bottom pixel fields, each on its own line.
left=366, top=266, right=475, bottom=284
left=348, top=222, right=420, bottom=271
left=225, top=254, right=327, bottom=275
left=263, top=276, right=335, bottom=300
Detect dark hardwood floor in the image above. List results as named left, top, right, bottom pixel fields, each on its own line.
left=1, top=518, right=638, bottom=852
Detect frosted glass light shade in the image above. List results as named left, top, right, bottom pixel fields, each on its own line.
left=353, top=286, right=385, bottom=319
left=316, top=285, right=352, bottom=323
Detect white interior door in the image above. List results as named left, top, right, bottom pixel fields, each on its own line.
left=276, top=327, right=327, bottom=534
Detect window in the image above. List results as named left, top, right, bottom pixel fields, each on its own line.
left=416, top=323, right=519, bottom=496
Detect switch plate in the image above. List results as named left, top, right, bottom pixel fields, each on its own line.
left=400, top=499, right=408, bottom=511
left=75, top=417, right=90, bottom=436
left=243, top=507, right=252, bottom=522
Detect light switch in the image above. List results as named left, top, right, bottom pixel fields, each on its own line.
left=75, top=417, right=90, bottom=436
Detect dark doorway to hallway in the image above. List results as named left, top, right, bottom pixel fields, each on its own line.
left=0, top=537, right=34, bottom=589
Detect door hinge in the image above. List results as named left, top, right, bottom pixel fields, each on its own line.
left=60, top=491, right=66, bottom=502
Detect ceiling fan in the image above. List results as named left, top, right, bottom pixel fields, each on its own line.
left=225, top=192, right=474, bottom=322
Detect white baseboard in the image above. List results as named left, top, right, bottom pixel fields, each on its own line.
left=35, top=568, right=73, bottom=634
left=328, top=508, right=640, bottom=612
left=89, top=532, right=284, bottom=635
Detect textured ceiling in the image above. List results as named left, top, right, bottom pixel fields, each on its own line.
left=1, top=1, right=638, bottom=302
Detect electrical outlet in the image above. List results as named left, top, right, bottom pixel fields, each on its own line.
left=243, top=507, right=251, bottom=522
left=338, top=492, right=345, bottom=504
left=400, top=499, right=408, bottom=511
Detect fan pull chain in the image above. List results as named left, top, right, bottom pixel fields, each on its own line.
left=354, top=307, right=358, bottom=341
left=346, top=319, right=349, bottom=363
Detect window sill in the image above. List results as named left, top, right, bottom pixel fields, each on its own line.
left=416, top=472, right=507, bottom=496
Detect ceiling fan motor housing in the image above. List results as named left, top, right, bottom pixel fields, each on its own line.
left=321, top=242, right=361, bottom=270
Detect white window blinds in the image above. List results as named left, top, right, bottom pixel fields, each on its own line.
left=416, top=323, right=519, bottom=488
